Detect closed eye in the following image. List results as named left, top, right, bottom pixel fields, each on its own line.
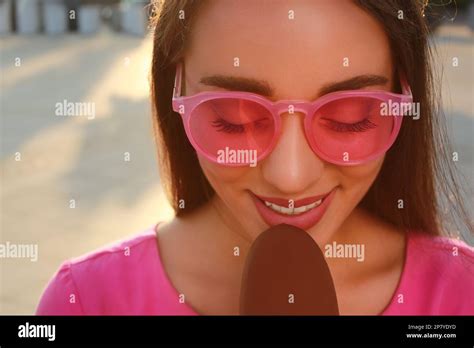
left=212, top=118, right=245, bottom=134
left=211, top=118, right=270, bottom=134
left=321, top=118, right=378, bottom=132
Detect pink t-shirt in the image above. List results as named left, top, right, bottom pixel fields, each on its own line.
left=36, top=224, right=474, bottom=315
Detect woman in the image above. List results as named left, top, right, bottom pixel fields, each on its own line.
left=37, top=0, right=473, bottom=315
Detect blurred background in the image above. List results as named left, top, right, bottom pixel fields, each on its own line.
left=0, top=0, right=473, bottom=314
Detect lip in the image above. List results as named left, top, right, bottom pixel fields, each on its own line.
left=254, top=192, right=329, bottom=208
left=251, top=188, right=336, bottom=230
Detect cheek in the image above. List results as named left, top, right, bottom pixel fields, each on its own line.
left=198, top=155, right=252, bottom=192
left=337, top=157, right=384, bottom=197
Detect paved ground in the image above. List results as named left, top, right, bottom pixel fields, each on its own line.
left=0, top=23, right=473, bottom=314
left=1, top=29, right=174, bottom=314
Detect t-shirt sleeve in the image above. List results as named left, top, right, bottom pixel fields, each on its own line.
left=36, top=262, right=84, bottom=315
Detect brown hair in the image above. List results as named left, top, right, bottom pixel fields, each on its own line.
left=149, top=0, right=473, bottom=239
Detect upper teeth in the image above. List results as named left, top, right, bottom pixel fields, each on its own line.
left=264, top=199, right=323, bottom=215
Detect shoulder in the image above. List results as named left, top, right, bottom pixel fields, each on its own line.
left=67, top=227, right=158, bottom=269
left=393, top=231, right=474, bottom=315
left=409, top=231, right=474, bottom=272
left=36, top=226, right=161, bottom=315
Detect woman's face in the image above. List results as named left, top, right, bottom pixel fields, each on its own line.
left=184, top=0, right=394, bottom=243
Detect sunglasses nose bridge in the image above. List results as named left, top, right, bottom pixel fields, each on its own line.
left=274, top=101, right=312, bottom=118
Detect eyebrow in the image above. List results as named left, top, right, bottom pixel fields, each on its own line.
left=199, top=75, right=274, bottom=96
left=319, top=75, right=389, bottom=95
left=199, top=74, right=389, bottom=99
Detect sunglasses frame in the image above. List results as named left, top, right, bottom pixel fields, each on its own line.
left=172, top=62, right=413, bottom=166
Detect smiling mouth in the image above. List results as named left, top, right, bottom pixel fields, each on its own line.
left=254, top=192, right=331, bottom=216
left=263, top=199, right=323, bottom=215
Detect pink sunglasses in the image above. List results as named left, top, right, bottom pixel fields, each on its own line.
left=172, top=63, right=413, bottom=166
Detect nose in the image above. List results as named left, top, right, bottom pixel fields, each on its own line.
left=261, top=113, right=325, bottom=194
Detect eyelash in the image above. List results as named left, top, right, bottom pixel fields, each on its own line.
left=322, top=118, right=377, bottom=133
left=213, top=117, right=377, bottom=134
left=212, top=118, right=269, bottom=134
left=212, top=119, right=245, bottom=134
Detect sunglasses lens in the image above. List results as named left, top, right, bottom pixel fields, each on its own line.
left=189, top=98, right=275, bottom=165
left=310, top=96, right=396, bottom=163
